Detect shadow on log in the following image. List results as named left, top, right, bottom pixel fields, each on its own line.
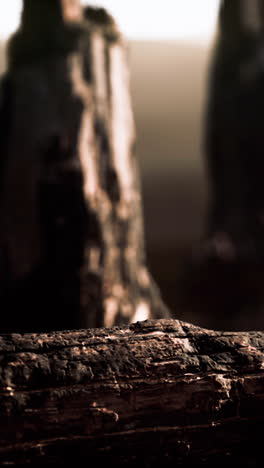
left=0, top=319, right=264, bottom=466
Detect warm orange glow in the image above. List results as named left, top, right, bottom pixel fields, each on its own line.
left=62, top=0, right=83, bottom=23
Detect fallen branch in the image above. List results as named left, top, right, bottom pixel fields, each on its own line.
left=0, top=319, right=263, bottom=465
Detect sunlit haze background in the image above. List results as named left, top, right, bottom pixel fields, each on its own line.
left=0, top=1, right=219, bottom=41
left=0, top=1, right=221, bottom=324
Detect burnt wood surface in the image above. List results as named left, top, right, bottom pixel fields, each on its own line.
left=0, top=318, right=264, bottom=466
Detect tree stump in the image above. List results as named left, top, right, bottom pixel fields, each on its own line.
left=0, top=0, right=169, bottom=333
left=0, top=319, right=264, bottom=466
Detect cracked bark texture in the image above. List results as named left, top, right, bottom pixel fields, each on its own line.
left=0, top=0, right=169, bottom=333
left=0, top=319, right=264, bottom=466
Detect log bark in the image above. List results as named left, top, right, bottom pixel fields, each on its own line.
left=0, top=0, right=169, bottom=333
left=0, top=318, right=264, bottom=466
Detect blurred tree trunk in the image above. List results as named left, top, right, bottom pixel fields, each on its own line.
left=0, top=0, right=169, bottom=333
left=176, top=0, right=264, bottom=330
left=205, top=0, right=264, bottom=261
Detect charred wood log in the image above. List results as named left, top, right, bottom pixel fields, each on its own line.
left=0, top=0, right=169, bottom=333
left=0, top=318, right=264, bottom=466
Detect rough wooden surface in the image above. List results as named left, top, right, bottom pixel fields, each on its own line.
left=0, top=0, right=169, bottom=333
left=0, top=318, right=264, bottom=465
